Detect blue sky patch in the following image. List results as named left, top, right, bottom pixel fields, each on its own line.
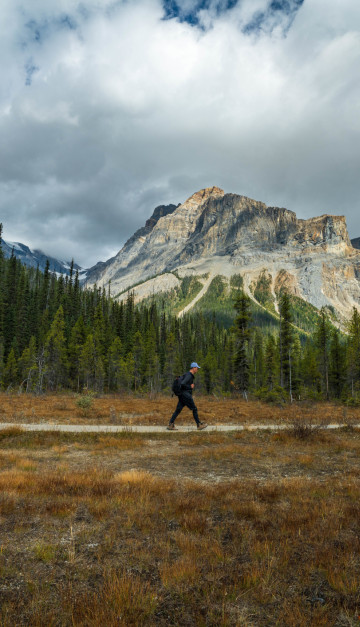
left=162, top=0, right=304, bottom=33
left=162, top=0, right=238, bottom=27
left=243, top=0, right=304, bottom=35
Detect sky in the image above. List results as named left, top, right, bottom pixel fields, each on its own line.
left=1, top=0, right=359, bottom=268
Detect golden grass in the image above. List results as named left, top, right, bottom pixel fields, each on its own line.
left=0, top=428, right=359, bottom=624
left=1, top=391, right=360, bottom=428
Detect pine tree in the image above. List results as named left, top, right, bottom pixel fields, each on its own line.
left=124, top=292, right=135, bottom=354
left=108, top=336, right=124, bottom=391
left=123, top=352, right=135, bottom=391
left=0, top=339, right=4, bottom=389
left=142, top=325, right=160, bottom=392
left=279, top=292, right=293, bottom=397
left=3, top=347, right=18, bottom=389
left=315, top=307, right=331, bottom=400
left=0, top=223, right=4, bottom=343
left=202, top=346, right=218, bottom=394
left=132, top=330, right=144, bottom=391
left=233, top=291, right=251, bottom=399
left=68, top=316, right=87, bottom=391
left=290, top=334, right=302, bottom=398
left=329, top=328, right=346, bottom=398
left=44, top=306, right=69, bottom=390
left=251, top=329, right=265, bottom=390
left=18, top=336, right=37, bottom=392
left=264, top=334, right=277, bottom=390
left=3, top=251, right=18, bottom=356
left=300, top=338, right=321, bottom=396
left=79, top=333, right=105, bottom=392
left=347, top=307, right=360, bottom=397
left=162, top=331, right=177, bottom=388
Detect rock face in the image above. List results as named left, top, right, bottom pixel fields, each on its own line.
left=84, top=187, right=360, bottom=320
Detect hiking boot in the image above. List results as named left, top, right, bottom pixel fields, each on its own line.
left=197, top=422, right=208, bottom=430
left=167, top=423, right=178, bottom=430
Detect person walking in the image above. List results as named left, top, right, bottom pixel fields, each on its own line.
left=167, top=362, right=208, bottom=430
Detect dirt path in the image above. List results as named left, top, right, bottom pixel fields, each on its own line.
left=0, top=422, right=357, bottom=433
left=177, top=273, right=214, bottom=317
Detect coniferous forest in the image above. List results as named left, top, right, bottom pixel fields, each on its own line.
left=1, top=224, right=360, bottom=402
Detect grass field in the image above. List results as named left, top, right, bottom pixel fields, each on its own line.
left=0, top=402, right=359, bottom=625
left=0, top=393, right=359, bottom=428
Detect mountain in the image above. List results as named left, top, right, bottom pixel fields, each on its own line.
left=351, top=237, right=360, bottom=250
left=83, top=203, right=179, bottom=284
left=84, top=186, right=360, bottom=327
left=1, top=239, right=82, bottom=276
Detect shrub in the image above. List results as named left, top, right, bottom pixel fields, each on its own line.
left=254, top=385, right=288, bottom=405
left=76, top=392, right=95, bottom=416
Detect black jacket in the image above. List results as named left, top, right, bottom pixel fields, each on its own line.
left=180, top=371, right=195, bottom=395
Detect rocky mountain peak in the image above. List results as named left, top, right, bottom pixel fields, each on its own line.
left=182, top=186, right=225, bottom=209
left=295, top=214, right=352, bottom=254
left=84, top=188, right=360, bottom=321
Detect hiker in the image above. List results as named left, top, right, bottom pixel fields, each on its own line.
left=167, top=362, right=207, bottom=430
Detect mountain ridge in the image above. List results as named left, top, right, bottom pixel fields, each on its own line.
left=1, top=239, right=82, bottom=277
left=84, top=186, right=360, bottom=324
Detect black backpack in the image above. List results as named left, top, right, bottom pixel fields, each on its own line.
left=172, top=374, right=185, bottom=396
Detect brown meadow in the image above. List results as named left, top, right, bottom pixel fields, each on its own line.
left=0, top=395, right=359, bottom=624
left=0, top=392, right=359, bottom=428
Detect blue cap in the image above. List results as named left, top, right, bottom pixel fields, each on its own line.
left=190, top=362, right=201, bottom=369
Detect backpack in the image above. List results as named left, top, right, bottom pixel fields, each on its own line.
left=172, top=374, right=185, bottom=396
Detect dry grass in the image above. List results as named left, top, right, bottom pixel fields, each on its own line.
left=1, top=392, right=360, bottom=429
left=0, top=426, right=359, bottom=625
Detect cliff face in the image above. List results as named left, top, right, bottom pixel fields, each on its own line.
left=84, top=187, right=360, bottom=320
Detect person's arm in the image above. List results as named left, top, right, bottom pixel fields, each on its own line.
left=180, top=372, right=192, bottom=390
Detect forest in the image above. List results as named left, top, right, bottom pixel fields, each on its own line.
left=1, top=224, right=360, bottom=403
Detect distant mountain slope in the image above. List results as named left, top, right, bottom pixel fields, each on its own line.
left=84, top=203, right=179, bottom=284
left=1, top=240, right=82, bottom=276
left=351, top=237, right=360, bottom=250
left=84, top=186, right=360, bottom=325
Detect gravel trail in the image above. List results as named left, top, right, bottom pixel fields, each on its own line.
left=0, top=422, right=357, bottom=433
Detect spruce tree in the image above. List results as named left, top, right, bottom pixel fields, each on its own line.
left=0, top=339, right=4, bottom=389
left=132, top=330, right=144, bottom=391
left=202, top=346, right=218, bottom=394
left=142, top=325, right=160, bottom=392
left=163, top=331, right=177, bottom=388
left=251, top=329, right=265, bottom=390
left=279, top=291, right=293, bottom=396
left=3, top=251, right=18, bottom=356
left=347, top=307, right=360, bottom=397
left=233, top=291, right=251, bottom=399
left=264, top=334, right=277, bottom=390
left=315, top=307, right=331, bottom=400
left=68, top=316, right=87, bottom=391
left=44, top=306, right=69, bottom=390
left=300, top=339, right=321, bottom=397
left=0, top=223, right=5, bottom=343
left=3, top=347, right=18, bottom=389
left=329, top=328, right=346, bottom=398
left=18, top=336, right=37, bottom=392
left=79, top=333, right=105, bottom=392
left=108, top=336, right=124, bottom=391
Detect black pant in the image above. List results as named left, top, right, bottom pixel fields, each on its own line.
left=170, top=393, right=199, bottom=425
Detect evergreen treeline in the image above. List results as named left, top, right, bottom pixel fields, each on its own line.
left=1, top=223, right=360, bottom=402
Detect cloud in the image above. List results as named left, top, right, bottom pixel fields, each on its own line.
left=0, top=0, right=359, bottom=267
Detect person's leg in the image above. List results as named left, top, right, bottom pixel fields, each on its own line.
left=183, top=395, right=200, bottom=426
left=169, top=398, right=184, bottom=425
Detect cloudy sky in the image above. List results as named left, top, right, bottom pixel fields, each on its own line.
left=1, top=0, right=359, bottom=267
